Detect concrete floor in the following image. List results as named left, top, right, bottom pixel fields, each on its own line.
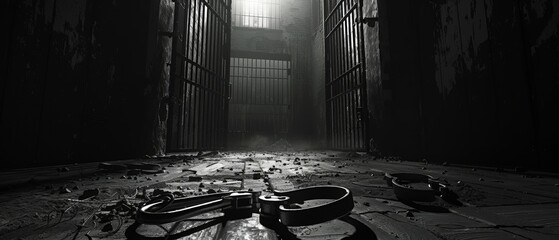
left=1, top=151, right=559, bottom=239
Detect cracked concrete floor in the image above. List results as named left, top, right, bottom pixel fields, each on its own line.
left=1, top=151, right=559, bottom=239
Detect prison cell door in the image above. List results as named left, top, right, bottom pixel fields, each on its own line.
left=324, top=0, right=369, bottom=150
left=168, top=0, right=232, bottom=151
left=227, top=57, right=292, bottom=147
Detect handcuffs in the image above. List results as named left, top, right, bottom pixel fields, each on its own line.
left=384, top=173, right=451, bottom=202
left=130, top=185, right=353, bottom=238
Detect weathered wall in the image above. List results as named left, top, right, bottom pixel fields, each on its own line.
left=309, top=9, right=327, bottom=148
left=0, top=0, right=166, bottom=168
left=370, top=0, right=559, bottom=169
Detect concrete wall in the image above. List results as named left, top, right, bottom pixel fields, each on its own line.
left=370, top=0, right=559, bottom=169
left=0, top=0, right=168, bottom=168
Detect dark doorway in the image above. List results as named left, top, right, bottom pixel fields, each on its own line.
left=227, top=57, right=292, bottom=148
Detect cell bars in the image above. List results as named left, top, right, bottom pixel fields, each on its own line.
left=324, top=0, right=369, bottom=150
left=228, top=57, right=292, bottom=145
left=231, top=0, right=281, bottom=29
left=167, top=0, right=232, bottom=151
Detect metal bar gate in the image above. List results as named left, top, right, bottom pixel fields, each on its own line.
left=324, top=0, right=369, bottom=150
left=168, top=0, right=232, bottom=151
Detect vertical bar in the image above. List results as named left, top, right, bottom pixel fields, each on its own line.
left=357, top=0, right=368, bottom=149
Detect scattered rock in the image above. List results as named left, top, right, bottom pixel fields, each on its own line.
left=188, top=176, right=203, bottom=182
left=79, top=188, right=100, bottom=200
left=405, top=211, right=414, bottom=218
left=59, top=187, right=72, bottom=194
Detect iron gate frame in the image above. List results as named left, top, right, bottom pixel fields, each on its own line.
left=324, top=0, right=369, bottom=150
left=227, top=56, right=293, bottom=146
left=167, top=0, right=232, bottom=152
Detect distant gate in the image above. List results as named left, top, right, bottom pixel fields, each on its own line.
left=227, top=56, right=292, bottom=146
left=324, top=0, right=369, bottom=150
left=168, top=0, right=232, bottom=151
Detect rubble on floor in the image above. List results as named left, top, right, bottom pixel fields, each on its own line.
left=0, top=151, right=558, bottom=239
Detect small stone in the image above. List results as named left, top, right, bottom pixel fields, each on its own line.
left=207, top=189, right=216, bottom=194
left=106, top=177, right=112, bottom=180
left=72, top=186, right=79, bottom=190
left=120, top=176, right=127, bottom=179
left=188, top=176, right=203, bottom=181
left=363, top=202, right=370, bottom=207
left=442, top=162, right=448, bottom=166
left=554, top=184, right=559, bottom=187
left=146, top=177, right=153, bottom=181
left=405, top=211, right=414, bottom=218
left=334, top=173, right=340, bottom=177
left=59, top=187, right=72, bottom=194
left=421, top=167, right=427, bottom=170
left=442, top=170, right=447, bottom=175
left=479, top=178, right=485, bottom=182
left=327, top=181, right=332, bottom=185
left=472, top=168, right=477, bottom=172
left=199, top=183, right=205, bottom=188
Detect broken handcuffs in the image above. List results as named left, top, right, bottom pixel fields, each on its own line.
left=128, top=185, right=353, bottom=239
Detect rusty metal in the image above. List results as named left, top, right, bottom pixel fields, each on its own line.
left=168, top=0, right=232, bottom=151
left=324, top=0, right=369, bottom=150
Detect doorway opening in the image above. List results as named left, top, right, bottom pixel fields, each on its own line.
left=167, top=0, right=369, bottom=152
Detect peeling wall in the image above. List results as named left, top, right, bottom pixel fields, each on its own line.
left=0, top=0, right=163, bottom=168
left=370, top=0, right=559, bottom=169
